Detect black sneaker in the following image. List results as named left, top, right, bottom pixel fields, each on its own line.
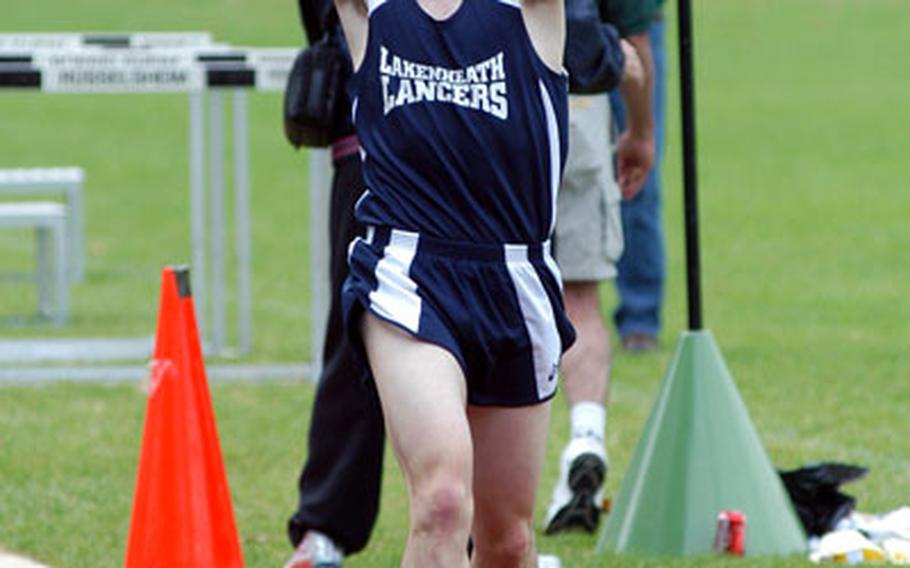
left=544, top=437, right=607, bottom=534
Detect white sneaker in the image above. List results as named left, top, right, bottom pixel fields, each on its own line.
left=284, top=530, right=344, bottom=568
left=537, top=553, right=563, bottom=568
left=544, top=435, right=607, bottom=534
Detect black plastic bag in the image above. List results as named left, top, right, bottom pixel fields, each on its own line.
left=779, top=462, right=869, bottom=537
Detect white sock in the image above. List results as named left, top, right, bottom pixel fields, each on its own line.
left=570, top=401, right=606, bottom=443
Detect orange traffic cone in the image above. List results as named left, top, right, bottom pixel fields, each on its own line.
left=125, top=266, right=244, bottom=568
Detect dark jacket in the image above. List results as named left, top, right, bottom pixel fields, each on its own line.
left=565, top=0, right=625, bottom=93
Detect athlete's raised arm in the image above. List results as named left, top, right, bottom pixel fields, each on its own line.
left=521, top=0, right=566, bottom=73
left=334, top=0, right=369, bottom=70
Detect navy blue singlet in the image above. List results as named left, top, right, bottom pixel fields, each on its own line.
left=350, top=0, right=569, bottom=243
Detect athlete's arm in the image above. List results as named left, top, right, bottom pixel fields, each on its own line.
left=616, top=31, right=655, bottom=200
left=522, top=0, right=566, bottom=73
left=334, top=0, right=369, bottom=70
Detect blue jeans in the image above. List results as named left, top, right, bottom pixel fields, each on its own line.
left=609, top=19, right=666, bottom=339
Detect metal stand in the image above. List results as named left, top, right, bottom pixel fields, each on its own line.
left=308, top=148, right=331, bottom=378
left=233, top=90, right=252, bottom=355
left=678, top=0, right=703, bottom=331
left=188, top=88, right=253, bottom=357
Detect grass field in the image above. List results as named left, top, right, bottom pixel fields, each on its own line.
left=1, top=0, right=909, bottom=566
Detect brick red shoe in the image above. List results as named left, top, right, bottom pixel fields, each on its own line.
left=284, top=531, right=343, bottom=568
left=622, top=333, right=658, bottom=353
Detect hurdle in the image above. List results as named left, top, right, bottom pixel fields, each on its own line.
left=0, top=201, right=68, bottom=323
left=0, top=33, right=321, bottom=363
left=0, top=167, right=85, bottom=281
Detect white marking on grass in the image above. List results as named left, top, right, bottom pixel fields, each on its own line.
left=0, top=551, right=52, bottom=568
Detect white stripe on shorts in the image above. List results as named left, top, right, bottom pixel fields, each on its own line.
left=504, top=243, right=561, bottom=400
left=353, top=189, right=371, bottom=213
left=542, top=240, right=564, bottom=293
left=346, top=225, right=374, bottom=265
left=368, top=229, right=422, bottom=333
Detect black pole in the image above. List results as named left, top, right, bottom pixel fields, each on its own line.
left=677, top=0, right=703, bottom=330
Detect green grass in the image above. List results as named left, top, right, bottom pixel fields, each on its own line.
left=1, top=0, right=909, bottom=566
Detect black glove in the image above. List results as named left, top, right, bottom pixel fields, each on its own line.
left=283, top=29, right=349, bottom=148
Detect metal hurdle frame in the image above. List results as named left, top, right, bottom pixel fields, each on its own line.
left=0, top=33, right=324, bottom=365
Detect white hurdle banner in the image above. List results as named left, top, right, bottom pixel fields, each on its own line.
left=0, top=33, right=322, bottom=363
left=0, top=45, right=297, bottom=93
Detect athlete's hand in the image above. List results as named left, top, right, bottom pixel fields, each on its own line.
left=616, top=129, right=655, bottom=200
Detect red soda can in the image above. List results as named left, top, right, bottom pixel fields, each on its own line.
left=714, top=510, right=746, bottom=556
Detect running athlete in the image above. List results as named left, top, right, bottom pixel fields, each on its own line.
left=334, top=0, right=573, bottom=565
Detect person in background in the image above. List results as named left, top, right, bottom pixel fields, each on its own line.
left=284, top=1, right=385, bottom=567
left=611, top=0, right=667, bottom=353
left=544, top=0, right=658, bottom=535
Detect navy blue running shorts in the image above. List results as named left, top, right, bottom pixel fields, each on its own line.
left=342, top=226, right=577, bottom=407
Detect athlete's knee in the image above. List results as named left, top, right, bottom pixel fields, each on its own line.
left=473, top=518, right=534, bottom=567
left=411, top=474, right=473, bottom=540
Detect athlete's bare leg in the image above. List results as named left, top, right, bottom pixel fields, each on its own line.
left=361, top=313, right=473, bottom=568
left=468, top=402, right=552, bottom=568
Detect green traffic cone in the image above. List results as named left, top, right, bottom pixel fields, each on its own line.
left=597, top=330, right=806, bottom=556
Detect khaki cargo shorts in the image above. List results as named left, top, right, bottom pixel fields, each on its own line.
left=554, top=94, right=624, bottom=282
